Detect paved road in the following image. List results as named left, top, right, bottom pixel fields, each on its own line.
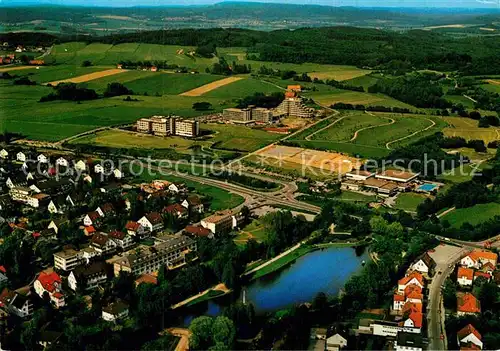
left=427, top=246, right=467, bottom=350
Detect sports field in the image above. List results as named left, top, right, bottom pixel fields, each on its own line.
left=287, top=111, right=446, bottom=158
left=443, top=116, right=500, bottom=143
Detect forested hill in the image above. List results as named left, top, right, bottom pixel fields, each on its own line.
left=3, top=26, right=500, bottom=73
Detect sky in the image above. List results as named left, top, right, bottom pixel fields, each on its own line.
left=1, top=0, right=499, bottom=8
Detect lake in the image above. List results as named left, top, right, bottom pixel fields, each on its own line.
left=181, top=246, right=368, bottom=325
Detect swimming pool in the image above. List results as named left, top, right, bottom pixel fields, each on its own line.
left=418, top=183, right=438, bottom=192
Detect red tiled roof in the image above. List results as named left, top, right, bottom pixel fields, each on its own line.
left=185, top=225, right=212, bottom=237
left=399, top=272, right=424, bottom=287
left=458, top=324, right=482, bottom=341
left=109, top=230, right=126, bottom=240
left=458, top=293, right=481, bottom=314
left=460, top=343, right=481, bottom=351
left=125, top=221, right=140, bottom=231
left=402, top=302, right=423, bottom=314
left=482, top=262, right=495, bottom=271
left=458, top=267, right=474, bottom=280
left=163, top=203, right=187, bottom=215
left=404, top=284, right=423, bottom=297
left=407, top=312, right=423, bottom=328
left=84, top=226, right=96, bottom=234
left=146, top=212, right=163, bottom=224
left=0, top=266, right=6, bottom=273
left=37, top=271, right=61, bottom=293
left=135, top=274, right=158, bottom=286
left=467, top=250, right=498, bottom=263
left=91, top=233, right=109, bottom=247
left=52, top=292, right=64, bottom=299
left=474, top=271, right=490, bottom=280
left=394, top=294, right=405, bottom=302
left=87, top=211, right=100, bottom=221
left=99, top=203, right=115, bottom=214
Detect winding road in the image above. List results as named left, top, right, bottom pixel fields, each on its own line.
left=385, top=117, right=436, bottom=150
left=349, top=114, right=395, bottom=142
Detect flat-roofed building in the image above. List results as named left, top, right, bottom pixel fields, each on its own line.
left=54, top=248, right=83, bottom=271
left=137, top=116, right=174, bottom=136
left=223, top=108, right=252, bottom=122
left=252, top=108, right=274, bottom=123
left=201, top=210, right=235, bottom=235
left=376, top=170, right=420, bottom=183
left=346, top=170, right=375, bottom=181
left=107, top=235, right=197, bottom=276
left=174, top=119, right=200, bottom=137
left=362, top=178, right=399, bottom=196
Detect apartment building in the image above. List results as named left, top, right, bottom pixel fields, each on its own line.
left=252, top=108, right=274, bottom=123
left=136, top=116, right=199, bottom=137
left=200, top=210, right=244, bottom=235
left=222, top=108, right=252, bottom=122
left=9, top=186, right=50, bottom=208
left=174, top=119, right=200, bottom=137
left=276, top=97, right=314, bottom=118
left=107, top=235, right=197, bottom=277
left=54, top=248, right=83, bottom=271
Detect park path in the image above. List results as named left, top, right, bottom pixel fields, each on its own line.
left=385, top=117, right=436, bottom=150
left=349, top=112, right=395, bottom=142
left=437, top=207, right=456, bottom=218
left=179, top=76, right=243, bottom=96
left=242, top=242, right=302, bottom=277
left=170, top=283, right=229, bottom=309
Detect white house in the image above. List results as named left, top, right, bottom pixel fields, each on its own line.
left=457, top=267, right=474, bottom=287
left=68, top=262, right=107, bottom=292
left=113, top=169, right=123, bottom=179
left=33, top=271, right=65, bottom=308
left=109, top=230, right=134, bottom=250
left=326, top=333, right=347, bottom=351
left=168, top=183, right=183, bottom=193
left=74, top=160, right=87, bottom=172
left=48, top=199, right=65, bottom=214
left=181, top=196, right=204, bottom=213
left=457, top=324, right=483, bottom=350
left=410, top=253, right=435, bottom=275
left=0, top=149, right=8, bottom=159
left=16, top=152, right=27, bottom=162
left=56, top=157, right=69, bottom=167
left=125, top=221, right=145, bottom=237
left=138, top=212, right=164, bottom=233
left=90, top=233, right=117, bottom=255
left=102, top=301, right=129, bottom=322
left=83, top=211, right=101, bottom=227
left=0, top=289, right=33, bottom=318
left=461, top=250, right=498, bottom=269
left=397, top=272, right=424, bottom=293
left=37, top=154, right=48, bottom=163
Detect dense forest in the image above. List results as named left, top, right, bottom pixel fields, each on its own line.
left=3, top=26, right=500, bottom=74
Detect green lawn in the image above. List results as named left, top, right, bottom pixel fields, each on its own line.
left=249, top=245, right=314, bottom=280
left=440, top=202, right=500, bottom=227
left=338, top=191, right=378, bottom=203
left=205, top=123, right=281, bottom=152
left=186, top=289, right=226, bottom=307
left=394, top=193, right=428, bottom=212
left=235, top=219, right=269, bottom=245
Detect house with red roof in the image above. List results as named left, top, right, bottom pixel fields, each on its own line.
left=34, top=272, right=65, bottom=308
left=398, top=272, right=424, bottom=293
left=83, top=211, right=101, bottom=227
left=400, top=302, right=423, bottom=331
left=125, top=221, right=145, bottom=237
left=184, top=225, right=214, bottom=239
left=473, top=271, right=491, bottom=282
left=393, top=284, right=423, bottom=311
left=457, top=267, right=474, bottom=287
left=163, top=203, right=188, bottom=219
left=96, top=203, right=115, bottom=218
left=457, top=293, right=481, bottom=316
left=83, top=226, right=96, bottom=236
left=461, top=250, right=498, bottom=269
left=109, top=230, right=134, bottom=250
left=393, top=293, right=405, bottom=311
left=457, top=324, right=483, bottom=350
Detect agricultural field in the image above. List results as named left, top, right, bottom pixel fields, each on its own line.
left=15, top=65, right=112, bottom=83
left=202, top=77, right=282, bottom=99
left=180, top=76, right=244, bottom=97
left=440, top=202, right=500, bottom=227
left=480, top=80, right=500, bottom=94
left=443, top=116, right=500, bottom=143
left=46, top=68, right=126, bottom=85
left=305, top=89, right=415, bottom=109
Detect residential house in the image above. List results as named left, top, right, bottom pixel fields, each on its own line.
left=181, top=196, right=204, bottom=213
left=0, top=149, right=8, bottom=159
left=138, top=212, right=164, bottom=233
left=109, top=230, right=134, bottom=250
left=168, top=183, right=184, bottom=194
left=55, top=157, right=69, bottom=168
left=0, top=288, right=33, bottom=318
left=39, top=228, right=57, bottom=241
left=48, top=219, right=67, bottom=234
left=163, top=203, right=188, bottom=219
left=34, top=272, right=65, bottom=308
left=393, top=294, right=406, bottom=311
left=113, top=168, right=123, bottom=179
left=457, top=267, right=474, bottom=287
left=398, top=272, right=424, bottom=293
left=457, top=324, right=483, bottom=350
left=474, top=271, right=491, bottom=282
left=6, top=175, right=27, bottom=189
left=480, top=262, right=495, bottom=275
left=201, top=210, right=238, bottom=235
left=410, top=253, right=436, bottom=275
left=184, top=225, right=213, bottom=239
left=54, top=248, right=83, bottom=271
left=16, top=151, right=28, bottom=162
left=326, top=333, right=348, bottom=351
left=37, top=154, right=48, bottom=163
left=457, top=293, right=481, bottom=316
left=84, top=226, right=96, bottom=237
left=102, top=300, right=129, bottom=322
left=74, top=160, right=87, bottom=172
left=96, top=203, right=115, bottom=217
left=48, top=196, right=67, bottom=214
left=90, top=233, right=117, bottom=255
left=83, top=211, right=101, bottom=227
left=125, top=221, right=145, bottom=237
left=461, top=250, right=498, bottom=269
left=68, top=262, right=108, bottom=292
left=395, top=332, right=423, bottom=351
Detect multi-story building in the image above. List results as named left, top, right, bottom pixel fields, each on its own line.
left=54, top=248, right=84, bottom=271
left=107, top=235, right=197, bottom=277
left=252, top=108, right=274, bottom=123
left=276, top=97, right=314, bottom=118
left=200, top=210, right=243, bottom=235
left=174, top=119, right=200, bottom=137
left=68, top=262, right=108, bottom=292
left=9, top=186, right=50, bottom=208
left=223, top=108, right=252, bottom=122
left=136, top=116, right=199, bottom=137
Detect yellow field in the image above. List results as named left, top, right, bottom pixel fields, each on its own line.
left=0, top=65, right=33, bottom=72
left=443, top=117, right=500, bottom=143
left=255, top=144, right=362, bottom=175
left=179, top=76, right=243, bottom=96
left=308, top=67, right=371, bottom=81
left=46, top=68, right=126, bottom=85
left=486, top=79, right=500, bottom=85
